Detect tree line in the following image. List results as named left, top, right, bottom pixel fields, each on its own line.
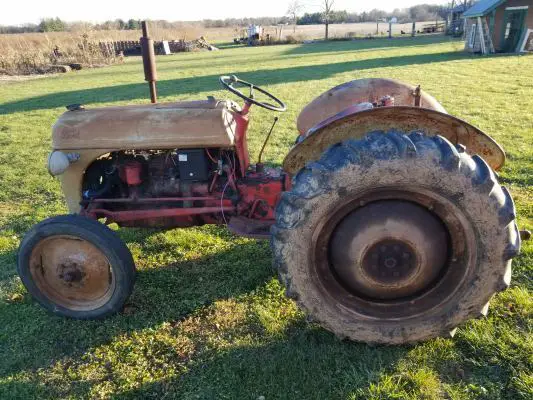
left=0, top=18, right=146, bottom=33
left=0, top=2, right=472, bottom=34
left=297, top=6, right=449, bottom=26
left=203, top=3, right=452, bottom=28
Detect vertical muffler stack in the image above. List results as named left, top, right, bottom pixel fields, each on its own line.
left=140, top=21, right=158, bottom=103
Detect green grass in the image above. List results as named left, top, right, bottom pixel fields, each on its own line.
left=0, top=35, right=532, bottom=399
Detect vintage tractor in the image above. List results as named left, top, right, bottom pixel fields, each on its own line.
left=17, top=31, right=525, bottom=344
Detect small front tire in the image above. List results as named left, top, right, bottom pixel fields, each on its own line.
left=17, top=215, right=136, bottom=319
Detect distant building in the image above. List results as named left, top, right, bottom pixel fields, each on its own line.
left=447, top=4, right=468, bottom=36
left=463, top=0, right=533, bottom=53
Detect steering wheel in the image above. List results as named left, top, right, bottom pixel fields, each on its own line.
left=220, top=75, right=286, bottom=112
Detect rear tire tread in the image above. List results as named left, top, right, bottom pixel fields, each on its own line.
left=272, top=131, right=520, bottom=344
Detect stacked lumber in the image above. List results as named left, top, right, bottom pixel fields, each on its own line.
left=97, top=38, right=218, bottom=56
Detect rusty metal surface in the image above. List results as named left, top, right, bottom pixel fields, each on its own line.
left=88, top=196, right=229, bottom=204
left=284, top=106, right=506, bottom=174
left=312, top=187, right=476, bottom=320
left=55, top=100, right=241, bottom=214
left=297, top=78, right=447, bottom=135
left=85, top=206, right=234, bottom=223
left=141, top=21, right=158, bottom=103
left=29, top=235, right=114, bottom=311
left=413, top=85, right=422, bottom=107
left=329, top=201, right=448, bottom=300
left=52, top=100, right=237, bottom=150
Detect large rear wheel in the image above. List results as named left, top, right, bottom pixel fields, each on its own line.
left=18, top=215, right=135, bottom=319
left=272, top=132, right=520, bottom=344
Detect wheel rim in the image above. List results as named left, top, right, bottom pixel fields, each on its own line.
left=312, top=187, right=476, bottom=320
left=330, top=201, right=449, bottom=300
left=29, top=235, right=115, bottom=311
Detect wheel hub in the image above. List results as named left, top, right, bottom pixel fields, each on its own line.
left=29, top=235, right=114, bottom=311
left=329, top=200, right=449, bottom=300
left=58, top=261, right=86, bottom=286
left=362, top=239, right=417, bottom=285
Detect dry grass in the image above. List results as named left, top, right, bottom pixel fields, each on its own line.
left=0, top=32, right=117, bottom=75
left=0, top=21, right=438, bottom=75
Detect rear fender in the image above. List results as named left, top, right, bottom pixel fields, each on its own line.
left=297, top=78, right=447, bottom=135
left=283, top=106, right=505, bottom=175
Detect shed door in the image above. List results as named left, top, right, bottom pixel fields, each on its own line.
left=501, top=9, right=527, bottom=52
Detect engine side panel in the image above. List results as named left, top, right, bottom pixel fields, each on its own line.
left=284, top=106, right=506, bottom=175
left=60, top=149, right=117, bottom=213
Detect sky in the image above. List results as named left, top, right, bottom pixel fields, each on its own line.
left=1, top=0, right=446, bottom=26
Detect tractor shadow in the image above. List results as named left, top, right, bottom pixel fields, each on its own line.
left=0, top=211, right=408, bottom=398
left=105, top=319, right=530, bottom=399
left=0, top=225, right=273, bottom=378
left=1, top=208, right=528, bottom=398
left=0, top=49, right=477, bottom=115
left=105, top=321, right=529, bottom=399
left=113, top=329, right=408, bottom=399
left=0, top=233, right=411, bottom=400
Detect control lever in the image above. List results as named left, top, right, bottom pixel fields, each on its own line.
left=256, top=116, right=279, bottom=173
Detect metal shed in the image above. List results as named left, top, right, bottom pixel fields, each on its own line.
left=463, top=0, right=533, bottom=53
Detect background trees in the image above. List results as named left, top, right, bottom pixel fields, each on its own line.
left=287, top=1, right=303, bottom=32
left=0, top=3, right=453, bottom=34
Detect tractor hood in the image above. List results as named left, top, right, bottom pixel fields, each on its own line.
left=52, top=99, right=237, bottom=150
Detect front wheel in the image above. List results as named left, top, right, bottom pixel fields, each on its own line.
left=17, top=215, right=136, bottom=319
left=272, top=132, right=520, bottom=344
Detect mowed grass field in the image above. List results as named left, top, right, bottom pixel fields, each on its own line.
left=0, top=36, right=532, bottom=399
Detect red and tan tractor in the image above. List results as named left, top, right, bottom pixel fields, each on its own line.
left=17, top=31, right=527, bottom=344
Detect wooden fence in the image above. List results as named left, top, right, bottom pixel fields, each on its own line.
left=98, top=40, right=195, bottom=56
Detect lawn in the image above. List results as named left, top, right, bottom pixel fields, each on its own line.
left=0, top=35, right=531, bottom=399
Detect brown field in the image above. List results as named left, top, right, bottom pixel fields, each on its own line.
left=0, top=21, right=439, bottom=75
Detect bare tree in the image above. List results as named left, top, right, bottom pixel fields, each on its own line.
left=462, top=0, right=474, bottom=10
left=322, top=0, right=335, bottom=40
left=287, top=0, right=303, bottom=33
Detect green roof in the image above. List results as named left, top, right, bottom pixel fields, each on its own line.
left=463, top=0, right=506, bottom=17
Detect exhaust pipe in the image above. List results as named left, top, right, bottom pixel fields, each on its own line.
left=140, top=21, right=158, bottom=103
